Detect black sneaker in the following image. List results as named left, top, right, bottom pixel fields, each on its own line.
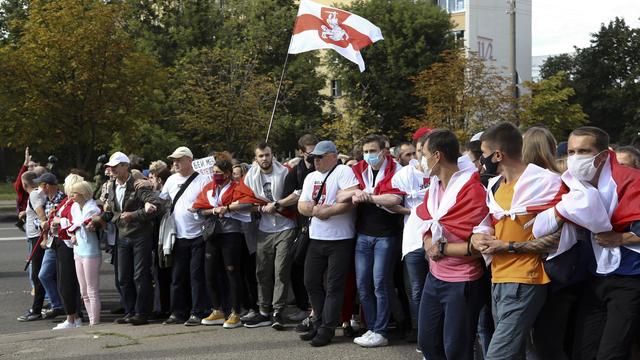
left=129, top=315, right=149, bottom=326
left=114, top=314, right=133, bottom=324
left=43, top=307, right=65, bottom=319
left=162, top=314, right=185, bottom=325
left=342, top=325, right=356, bottom=338
left=17, top=310, right=42, bottom=322
left=299, top=328, right=317, bottom=341
left=184, top=315, right=202, bottom=326
left=310, top=332, right=332, bottom=347
left=295, top=317, right=311, bottom=333
left=271, top=311, right=285, bottom=331
left=243, top=313, right=272, bottom=328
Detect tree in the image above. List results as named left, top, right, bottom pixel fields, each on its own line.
left=328, top=0, right=454, bottom=142
left=539, top=18, right=640, bottom=143
left=169, top=48, right=277, bottom=160
left=0, top=0, right=165, bottom=169
left=519, top=72, right=588, bottom=140
left=0, top=0, right=29, bottom=45
left=405, top=49, right=516, bottom=142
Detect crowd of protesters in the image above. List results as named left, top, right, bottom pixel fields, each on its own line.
left=11, top=123, right=640, bottom=359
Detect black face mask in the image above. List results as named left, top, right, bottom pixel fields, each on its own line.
left=480, top=152, right=499, bottom=176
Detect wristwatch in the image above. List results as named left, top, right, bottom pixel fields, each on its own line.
left=438, top=242, right=446, bottom=256
left=274, top=201, right=281, bottom=210
left=508, top=241, right=518, bottom=253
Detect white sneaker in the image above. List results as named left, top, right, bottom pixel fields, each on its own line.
left=360, top=332, right=389, bottom=348
left=353, top=330, right=374, bottom=346
left=75, top=318, right=82, bottom=328
left=52, top=320, right=76, bottom=330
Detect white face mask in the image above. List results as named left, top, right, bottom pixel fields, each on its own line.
left=567, top=153, right=600, bottom=181
left=421, top=155, right=432, bottom=177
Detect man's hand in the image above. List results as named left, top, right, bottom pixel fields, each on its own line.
left=352, top=192, right=372, bottom=204
left=471, top=233, right=494, bottom=252
left=262, top=202, right=276, bottom=214
left=18, top=211, right=27, bottom=220
left=40, top=220, right=49, bottom=232
left=477, top=238, right=508, bottom=255
left=120, top=211, right=134, bottom=223
left=595, top=231, right=625, bottom=248
left=134, top=179, right=153, bottom=190
left=426, top=242, right=444, bottom=261
left=40, top=240, right=47, bottom=249
left=104, top=202, right=112, bottom=212
left=70, top=235, right=77, bottom=246
left=24, top=147, right=31, bottom=166
left=145, top=202, right=157, bottom=214
left=312, top=204, right=331, bottom=220
left=215, top=206, right=228, bottom=217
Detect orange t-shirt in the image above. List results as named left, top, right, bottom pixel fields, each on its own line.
left=491, top=180, right=550, bottom=284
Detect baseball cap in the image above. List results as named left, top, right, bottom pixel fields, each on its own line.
left=105, top=151, right=130, bottom=167
left=33, top=172, right=58, bottom=185
left=168, top=146, right=194, bottom=160
left=310, top=141, right=338, bottom=156
left=412, top=127, right=433, bottom=141
left=470, top=131, right=484, bottom=143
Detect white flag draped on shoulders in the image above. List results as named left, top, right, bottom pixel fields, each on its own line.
left=288, top=0, right=383, bottom=72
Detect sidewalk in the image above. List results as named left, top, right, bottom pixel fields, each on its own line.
left=0, top=322, right=418, bottom=360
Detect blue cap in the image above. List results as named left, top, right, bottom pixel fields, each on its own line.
left=310, top=140, right=338, bottom=155
left=33, top=172, right=58, bottom=185
left=556, top=141, right=568, bottom=157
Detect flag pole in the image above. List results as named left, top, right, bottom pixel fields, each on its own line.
left=265, top=35, right=295, bottom=143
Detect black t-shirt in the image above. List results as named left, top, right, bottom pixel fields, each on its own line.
left=356, top=170, right=402, bottom=237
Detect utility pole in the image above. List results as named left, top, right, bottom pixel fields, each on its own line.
left=508, top=0, right=518, bottom=121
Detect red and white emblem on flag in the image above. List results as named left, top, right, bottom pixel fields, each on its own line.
left=288, top=0, right=383, bottom=72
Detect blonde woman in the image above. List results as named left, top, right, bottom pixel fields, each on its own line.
left=522, top=127, right=561, bottom=173
left=69, top=181, right=102, bottom=325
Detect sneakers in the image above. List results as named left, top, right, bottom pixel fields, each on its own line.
left=184, top=315, right=202, bottom=326
left=52, top=320, right=77, bottom=330
left=43, top=307, right=65, bottom=319
left=271, top=311, right=285, bottom=331
left=129, top=315, right=149, bottom=326
left=342, top=324, right=356, bottom=338
left=223, top=313, right=242, bottom=329
left=243, top=312, right=272, bottom=328
left=202, top=310, right=225, bottom=326
left=288, top=309, right=310, bottom=322
left=354, top=330, right=374, bottom=346
left=356, top=332, right=388, bottom=348
left=114, top=314, right=133, bottom=324
left=310, top=331, right=333, bottom=347
left=17, top=310, right=42, bottom=322
left=240, top=309, right=258, bottom=323
left=162, top=314, right=185, bottom=325
left=295, top=316, right=311, bottom=333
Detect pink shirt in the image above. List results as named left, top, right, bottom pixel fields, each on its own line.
left=428, top=185, right=484, bottom=282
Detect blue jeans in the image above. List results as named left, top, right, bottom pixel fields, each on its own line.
left=404, top=248, right=427, bottom=329
left=419, top=272, right=486, bottom=360
left=38, top=248, right=62, bottom=309
left=355, top=234, right=396, bottom=336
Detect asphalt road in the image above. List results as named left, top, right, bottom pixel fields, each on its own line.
left=0, top=214, right=420, bottom=359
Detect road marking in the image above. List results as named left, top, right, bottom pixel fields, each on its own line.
left=0, top=237, right=24, bottom=241
left=0, top=227, right=20, bottom=230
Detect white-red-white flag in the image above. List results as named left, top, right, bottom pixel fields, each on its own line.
left=288, top=0, right=383, bottom=72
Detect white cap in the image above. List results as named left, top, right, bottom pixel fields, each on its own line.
left=168, top=146, right=194, bottom=160
left=470, top=131, right=484, bottom=143
left=105, top=152, right=130, bottom=167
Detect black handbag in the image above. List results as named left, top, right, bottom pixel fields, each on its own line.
left=292, top=165, right=338, bottom=265
left=202, top=214, right=221, bottom=242
left=543, top=227, right=588, bottom=285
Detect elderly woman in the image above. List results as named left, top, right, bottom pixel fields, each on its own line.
left=68, top=181, right=102, bottom=326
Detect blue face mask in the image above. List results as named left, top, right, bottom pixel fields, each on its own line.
left=364, top=152, right=381, bottom=167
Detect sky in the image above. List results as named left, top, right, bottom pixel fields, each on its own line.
left=532, top=0, right=640, bottom=56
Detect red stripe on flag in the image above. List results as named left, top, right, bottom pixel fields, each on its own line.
left=292, top=11, right=373, bottom=51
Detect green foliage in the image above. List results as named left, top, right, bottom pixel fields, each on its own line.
left=0, top=0, right=165, bottom=169
left=520, top=72, right=588, bottom=140
left=0, top=0, right=29, bottom=45
left=540, top=17, right=640, bottom=143
left=328, top=0, right=454, bottom=142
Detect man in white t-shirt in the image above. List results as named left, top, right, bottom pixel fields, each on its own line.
left=298, top=140, right=359, bottom=347
left=159, top=146, right=210, bottom=326
left=242, top=143, right=300, bottom=330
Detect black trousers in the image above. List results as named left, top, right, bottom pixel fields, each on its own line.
left=170, top=237, right=207, bottom=318
left=29, top=236, right=46, bottom=314
left=304, top=238, right=354, bottom=337
left=573, top=275, right=640, bottom=360
left=241, top=240, right=259, bottom=312
left=152, top=248, right=172, bottom=314
left=205, top=232, right=244, bottom=313
left=53, top=238, right=81, bottom=315
left=117, top=235, right=153, bottom=316
left=291, top=260, right=309, bottom=311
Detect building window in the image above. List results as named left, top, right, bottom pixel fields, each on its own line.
left=438, top=0, right=465, bottom=13
left=331, top=80, right=342, bottom=98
